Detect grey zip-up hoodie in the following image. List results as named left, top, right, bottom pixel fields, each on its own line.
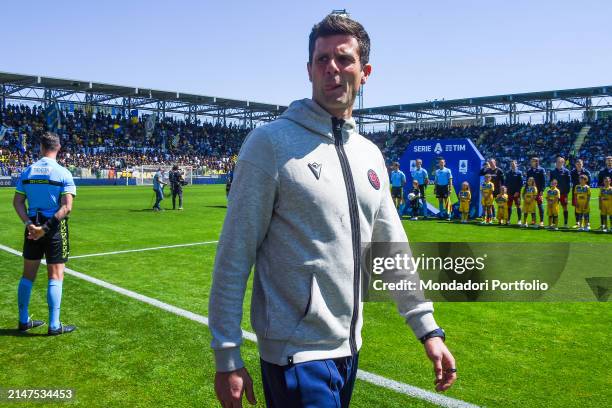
left=209, top=98, right=438, bottom=372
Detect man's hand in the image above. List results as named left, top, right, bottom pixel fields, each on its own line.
left=424, top=337, right=457, bottom=392
left=27, top=224, right=45, bottom=241
left=214, top=367, right=256, bottom=408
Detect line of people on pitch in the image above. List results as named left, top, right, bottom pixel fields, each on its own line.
left=457, top=173, right=611, bottom=232
left=389, top=156, right=612, bottom=232
left=471, top=156, right=612, bottom=231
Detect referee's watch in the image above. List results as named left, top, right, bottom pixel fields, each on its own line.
left=420, top=328, right=446, bottom=344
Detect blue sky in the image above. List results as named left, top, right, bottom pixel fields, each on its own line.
left=1, top=0, right=610, bottom=108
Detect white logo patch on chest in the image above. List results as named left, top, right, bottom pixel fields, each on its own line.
left=30, top=166, right=51, bottom=176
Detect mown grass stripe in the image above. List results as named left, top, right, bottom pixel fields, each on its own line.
left=0, top=242, right=478, bottom=408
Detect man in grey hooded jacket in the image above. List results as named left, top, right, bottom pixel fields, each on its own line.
left=210, top=14, right=457, bottom=408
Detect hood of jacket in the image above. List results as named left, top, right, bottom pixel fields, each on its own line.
left=279, top=98, right=358, bottom=142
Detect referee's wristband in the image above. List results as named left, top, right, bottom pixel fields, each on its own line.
left=24, top=220, right=33, bottom=227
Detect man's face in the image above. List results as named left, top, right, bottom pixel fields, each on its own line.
left=556, top=158, right=564, bottom=169
left=607, top=157, right=612, bottom=168
left=308, top=35, right=371, bottom=116
left=576, top=161, right=583, bottom=170
left=439, top=160, right=445, bottom=168
left=511, top=161, right=517, bottom=171
left=531, top=159, right=538, bottom=168
left=416, top=160, right=422, bottom=168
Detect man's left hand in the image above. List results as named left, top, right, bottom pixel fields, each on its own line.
left=27, top=225, right=45, bottom=241
left=423, top=337, right=457, bottom=392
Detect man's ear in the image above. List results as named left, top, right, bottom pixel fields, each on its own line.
left=307, top=62, right=313, bottom=82
left=360, top=63, right=372, bottom=85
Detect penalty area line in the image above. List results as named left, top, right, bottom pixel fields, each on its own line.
left=0, top=243, right=478, bottom=408
left=69, top=240, right=219, bottom=259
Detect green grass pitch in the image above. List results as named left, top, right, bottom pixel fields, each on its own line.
left=0, top=185, right=610, bottom=407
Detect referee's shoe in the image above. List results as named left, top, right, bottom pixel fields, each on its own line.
left=48, top=324, right=77, bottom=336
left=18, top=318, right=45, bottom=332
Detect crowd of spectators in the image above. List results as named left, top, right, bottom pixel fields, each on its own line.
left=578, top=118, right=612, bottom=172
left=1, top=103, right=609, bottom=179
left=364, top=118, right=610, bottom=175
left=0, top=104, right=248, bottom=176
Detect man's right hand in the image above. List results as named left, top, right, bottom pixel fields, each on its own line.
left=214, top=367, right=257, bottom=408
left=27, top=224, right=45, bottom=241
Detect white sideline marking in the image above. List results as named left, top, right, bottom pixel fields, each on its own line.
left=0, top=243, right=478, bottom=408
left=70, top=241, right=219, bottom=259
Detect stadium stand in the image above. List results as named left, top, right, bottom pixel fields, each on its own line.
left=365, top=119, right=610, bottom=175
left=0, top=104, right=247, bottom=176
left=1, top=103, right=609, bottom=180
left=578, top=118, right=612, bottom=172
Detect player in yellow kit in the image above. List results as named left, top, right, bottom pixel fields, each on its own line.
left=480, top=174, right=495, bottom=224
left=522, top=177, right=538, bottom=227
left=574, top=174, right=591, bottom=231
left=546, top=179, right=561, bottom=230
left=495, top=185, right=509, bottom=225
left=599, top=176, right=612, bottom=232
left=458, top=181, right=471, bottom=224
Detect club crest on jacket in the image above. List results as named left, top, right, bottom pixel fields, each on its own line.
left=367, top=169, right=380, bottom=190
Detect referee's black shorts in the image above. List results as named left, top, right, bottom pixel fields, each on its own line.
left=391, top=186, right=403, bottom=199
left=23, top=215, right=70, bottom=264
left=435, top=184, right=450, bottom=199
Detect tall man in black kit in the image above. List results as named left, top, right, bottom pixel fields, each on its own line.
left=168, top=165, right=185, bottom=210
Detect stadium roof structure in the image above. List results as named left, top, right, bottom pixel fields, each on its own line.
left=353, top=86, right=612, bottom=129
left=1, top=71, right=611, bottom=130
left=0, top=71, right=288, bottom=126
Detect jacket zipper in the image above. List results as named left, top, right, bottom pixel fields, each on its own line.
left=331, top=117, right=360, bottom=356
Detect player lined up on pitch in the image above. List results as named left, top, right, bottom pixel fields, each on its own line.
left=12, top=132, right=77, bottom=335
left=400, top=154, right=612, bottom=231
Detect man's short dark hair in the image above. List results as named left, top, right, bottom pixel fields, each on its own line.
left=41, top=132, right=60, bottom=151
left=309, top=14, right=370, bottom=66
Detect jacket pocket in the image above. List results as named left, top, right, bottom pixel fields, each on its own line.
left=287, top=272, right=348, bottom=346
left=253, top=263, right=314, bottom=340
